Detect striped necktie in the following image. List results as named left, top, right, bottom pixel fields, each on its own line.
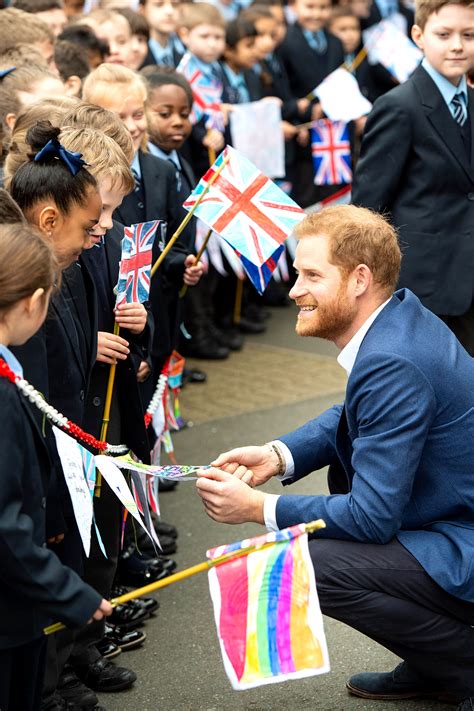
left=131, top=167, right=141, bottom=193
left=451, top=93, right=467, bottom=126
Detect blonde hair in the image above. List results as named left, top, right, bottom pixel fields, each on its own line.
left=4, top=97, right=80, bottom=187
left=0, top=8, right=54, bottom=53
left=60, top=126, right=134, bottom=193
left=180, top=2, right=225, bottom=30
left=415, top=0, right=474, bottom=27
left=294, top=205, right=401, bottom=295
left=76, top=8, right=131, bottom=34
left=62, top=102, right=135, bottom=163
left=82, top=62, right=147, bottom=106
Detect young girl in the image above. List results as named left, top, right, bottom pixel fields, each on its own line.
left=0, top=222, right=111, bottom=711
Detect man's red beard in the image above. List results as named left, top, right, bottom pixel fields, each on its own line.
left=295, top=279, right=357, bottom=340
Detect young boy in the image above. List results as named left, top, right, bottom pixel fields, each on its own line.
left=220, top=16, right=261, bottom=104
left=0, top=8, right=56, bottom=71
left=117, top=6, right=151, bottom=70
left=353, top=0, right=474, bottom=354
left=59, top=24, right=109, bottom=68
left=54, top=39, right=90, bottom=96
left=139, top=0, right=185, bottom=68
left=77, top=9, right=133, bottom=66
left=12, top=0, right=68, bottom=36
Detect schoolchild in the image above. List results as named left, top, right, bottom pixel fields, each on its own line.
left=139, top=0, right=185, bottom=68
left=77, top=8, right=134, bottom=67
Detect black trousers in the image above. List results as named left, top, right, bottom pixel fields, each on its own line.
left=439, top=301, right=474, bottom=356
left=310, top=538, right=474, bottom=699
left=0, top=636, right=47, bottom=710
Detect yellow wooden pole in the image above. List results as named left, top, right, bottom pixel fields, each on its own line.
left=207, top=145, right=216, bottom=166
left=95, top=320, right=121, bottom=495
left=43, top=519, right=326, bottom=635
left=179, top=228, right=212, bottom=298
left=150, top=153, right=229, bottom=279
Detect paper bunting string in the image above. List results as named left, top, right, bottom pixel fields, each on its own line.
left=207, top=524, right=330, bottom=690
left=111, top=453, right=207, bottom=480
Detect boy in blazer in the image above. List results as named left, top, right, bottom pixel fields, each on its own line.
left=352, top=0, right=474, bottom=353
left=196, top=207, right=474, bottom=711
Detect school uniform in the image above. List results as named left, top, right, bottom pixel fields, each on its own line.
left=140, top=32, right=185, bottom=69
left=0, top=346, right=101, bottom=711
left=352, top=60, right=474, bottom=352
left=277, top=24, right=345, bottom=207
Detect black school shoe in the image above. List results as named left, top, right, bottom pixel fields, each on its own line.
left=104, top=623, right=146, bottom=651
left=150, top=513, right=178, bottom=538
left=135, top=527, right=177, bottom=556
left=57, top=666, right=99, bottom=708
left=95, top=639, right=122, bottom=660
left=346, top=662, right=449, bottom=701
left=74, top=657, right=137, bottom=693
left=116, top=546, right=176, bottom=588
left=112, top=584, right=160, bottom=616
left=108, top=599, right=149, bottom=631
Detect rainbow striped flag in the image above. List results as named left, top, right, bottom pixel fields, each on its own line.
left=207, top=524, right=330, bottom=690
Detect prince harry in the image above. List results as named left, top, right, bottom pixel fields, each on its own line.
left=196, top=205, right=474, bottom=710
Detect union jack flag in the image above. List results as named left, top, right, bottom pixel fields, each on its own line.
left=311, top=119, right=352, bottom=186
left=177, top=52, right=225, bottom=131
left=183, top=146, right=305, bottom=294
left=115, top=221, right=161, bottom=306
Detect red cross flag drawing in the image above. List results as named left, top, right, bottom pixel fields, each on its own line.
left=183, top=146, right=305, bottom=294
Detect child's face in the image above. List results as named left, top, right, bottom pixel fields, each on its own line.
left=329, top=15, right=361, bottom=54
left=128, top=32, right=149, bottom=70
left=141, top=0, right=181, bottom=37
left=349, top=0, right=371, bottom=19
left=180, top=23, right=226, bottom=63
left=17, top=76, right=65, bottom=110
left=95, top=17, right=133, bottom=66
left=412, top=3, right=474, bottom=85
left=36, top=8, right=68, bottom=36
left=147, top=83, right=192, bottom=151
left=294, top=0, right=332, bottom=32
left=100, top=91, right=148, bottom=153
left=226, top=36, right=259, bottom=71
left=87, top=177, right=127, bottom=244
left=269, top=5, right=287, bottom=44
left=254, top=17, right=279, bottom=59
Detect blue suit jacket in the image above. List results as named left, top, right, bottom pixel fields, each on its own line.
left=278, top=289, right=474, bottom=602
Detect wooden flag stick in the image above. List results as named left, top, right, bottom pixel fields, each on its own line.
left=207, top=145, right=216, bottom=167
left=304, top=45, right=368, bottom=100
left=150, top=153, right=229, bottom=279
left=95, top=320, right=121, bottom=496
left=44, top=519, right=326, bottom=636
left=179, top=227, right=212, bottom=298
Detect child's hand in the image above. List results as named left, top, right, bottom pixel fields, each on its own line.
left=297, top=97, right=310, bottom=115
left=137, top=360, right=151, bottom=382
left=281, top=120, right=298, bottom=140
left=203, top=129, right=225, bottom=152
left=311, top=103, right=324, bottom=122
left=184, top=254, right=204, bottom=286
left=220, top=103, right=234, bottom=125
left=89, top=598, right=113, bottom=623
left=354, top=115, right=368, bottom=135
left=114, top=302, right=147, bottom=335
left=296, top=128, right=310, bottom=147
left=97, top=331, right=130, bottom=364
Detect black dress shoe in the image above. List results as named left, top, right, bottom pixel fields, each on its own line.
left=58, top=667, right=99, bottom=707
left=96, top=639, right=122, bottom=660
left=108, top=600, right=149, bottom=630
left=182, top=336, right=229, bottom=359
left=347, top=662, right=447, bottom=701
left=237, top=317, right=266, bottom=334
left=207, top=323, right=244, bottom=351
left=112, top=585, right=160, bottom=615
left=157, top=477, right=178, bottom=492
left=150, top=514, right=178, bottom=538
left=75, top=657, right=137, bottom=693
left=117, top=547, right=175, bottom=587
left=104, top=623, right=146, bottom=651
left=182, top=366, right=207, bottom=384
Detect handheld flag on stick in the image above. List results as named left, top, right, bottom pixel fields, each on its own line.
left=363, top=20, right=422, bottom=83
left=177, top=52, right=225, bottom=131
left=115, top=220, right=161, bottom=305
left=311, top=119, right=352, bottom=186
left=183, top=146, right=305, bottom=294
left=207, top=524, right=330, bottom=689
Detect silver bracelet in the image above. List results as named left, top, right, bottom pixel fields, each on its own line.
left=267, top=442, right=285, bottom=476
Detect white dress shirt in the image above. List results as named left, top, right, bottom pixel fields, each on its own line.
left=263, top=298, right=391, bottom=531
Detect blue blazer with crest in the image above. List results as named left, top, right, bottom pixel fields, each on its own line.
left=277, top=289, right=474, bottom=602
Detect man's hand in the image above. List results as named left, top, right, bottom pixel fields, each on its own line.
left=89, top=598, right=113, bottom=623
left=211, top=445, right=279, bottom=487
left=114, top=303, right=147, bottom=335
left=184, top=254, right=204, bottom=286
left=96, top=331, right=130, bottom=364
left=196, top=467, right=266, bottom=524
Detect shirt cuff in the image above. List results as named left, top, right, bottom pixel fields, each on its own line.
left=269, top=439, right=295, bottom=480
left=263, top=494, right=281, bottom=532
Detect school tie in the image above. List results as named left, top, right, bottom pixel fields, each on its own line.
left=131, top=166, right=141, bottom=193
left=451, top=93, right=467, bottom=126
left=303, top=29, right=328, bottom=54
left=167, top=156, right=182, bottom=192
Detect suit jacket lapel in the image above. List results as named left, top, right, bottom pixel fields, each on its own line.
left=414, top=66, right=473, bottom=182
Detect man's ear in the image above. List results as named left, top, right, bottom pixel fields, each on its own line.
left=353, top=264, right=372, bottom=296
left=411, top=24, right=424, bottom=51
left=63, top=75, right=82, bottom=97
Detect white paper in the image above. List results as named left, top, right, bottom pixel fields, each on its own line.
left=230, top=99, right=285, bottom=178
left=363, top=20, right=422, bottom=83
left=314, top=68, right=372, bottom=122
left=53, top=427, right=93, bottom=556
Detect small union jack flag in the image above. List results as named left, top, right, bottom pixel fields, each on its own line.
left=311, top=119, right=352, bottom=186
left=115, top=221, right=161, bottom=306
left=177, top=52, right=224, bottom=130
left=183, top=146, right=305, bottom=294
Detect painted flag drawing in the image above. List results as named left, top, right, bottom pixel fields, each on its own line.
left=311, top=119, right=352, bottom=186
left=183, top=146, right=305, bottom=294
left=207, top=524, right=330, bottom=690
left=177, top=52, right=225, bottom=131
left=115, top=220, right=161, bottom=306
left=363, top=20, right=422, bottom=83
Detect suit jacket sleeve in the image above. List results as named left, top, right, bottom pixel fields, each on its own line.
left=276, top=353, right=437, bottom=542
left=0, top=387, right=101, bottom=626
left=352, top=92, right=413, bottom=212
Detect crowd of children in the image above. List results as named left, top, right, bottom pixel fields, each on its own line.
left=0, top=0, right=473, bottom=706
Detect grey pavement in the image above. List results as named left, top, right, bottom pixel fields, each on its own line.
left=98, top=305, right=452, bottom=711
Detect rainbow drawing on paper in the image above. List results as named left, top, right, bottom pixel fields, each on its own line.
left=207, top=525, right=330, bottom=690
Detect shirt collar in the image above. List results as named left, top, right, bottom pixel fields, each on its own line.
left=191, top=53, right=221, bottom=81
left=222, top=62, right=245, bottom=86
left=131, top=151, right=141, bottom=179
left=422, top=57, right=467, bottom=106
left=147, top=141, right=180, bottom=169
left=0, top=344, right=23, bottom=377
left=337, top=298, right=391, bottom=376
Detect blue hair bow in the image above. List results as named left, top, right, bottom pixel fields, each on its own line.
left=34, top=138, right=87, bottom=176
left=0, top=67, right=16, bottom=79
